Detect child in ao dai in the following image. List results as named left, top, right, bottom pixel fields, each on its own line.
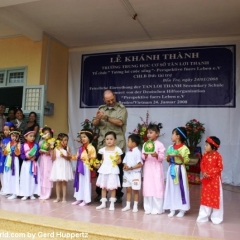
left=72, top=129, right=96, bottom=206
left=196, top=136, right=223, bottom=224
left=20, top=130, right=40, bottom=200
left=38, top=126, right=54, bottom=200
left=0, top=122, right=14, bottom=195
left=164, top=127, right=190, bottom=217
left=2, top=129, right=21, bottom=199
left=142, top=123, right=165, bottom=215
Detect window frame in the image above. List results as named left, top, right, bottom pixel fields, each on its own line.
left=0, top=69, right=7, bottom=86
left=6, top=67, right=27, bottom=86
left=22, top=85, right=45, bottom=127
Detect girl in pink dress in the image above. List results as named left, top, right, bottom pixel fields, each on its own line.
left=142, top=123, right=165, bottom=215
left=38, top=127, right=54, bottom=200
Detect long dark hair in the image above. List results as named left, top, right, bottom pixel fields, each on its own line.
left=29, top=112, right=37, bottom=123
left=56, top=133, right=68, bottom=150
left=79, top=129, right=94, bottom=143
left=41, top=126, right=54, bottom=138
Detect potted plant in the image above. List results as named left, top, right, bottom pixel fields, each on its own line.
left=131, top=111, right=149, bottom=149
left=130, top=111, right=164, bottom=149
left=185, top=119, right=205, bottom=165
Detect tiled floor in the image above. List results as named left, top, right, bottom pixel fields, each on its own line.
left=0, top=181, right=239, bottom=240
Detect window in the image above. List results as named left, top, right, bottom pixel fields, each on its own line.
left=0, top=71, right=6, bottom=87
left=0, top=67, right=44, bottom=127
left=23, top=86, right=44, bottom=127
left=0, top=67, right=26, bottom=87
left=7, top=68, right=26, bottom=86
left=24, top=88, right=42, bottom=110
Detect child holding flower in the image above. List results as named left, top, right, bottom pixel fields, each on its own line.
left=38, top=126, right=55, bottom=200
left=20, top=130, right=40, bottom=200
left=2, top=128, right=21, bottom=199
left=50, top=133, right=73, bottom=203
left=96, top=131, right=123, bottom=210
left=0, top=122, right=14, bottom=195
left=72, top=129, right=96, bottom=206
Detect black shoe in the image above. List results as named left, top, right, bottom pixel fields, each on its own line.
left=116, top=197, right=122, bottom=203
left=94, top=195, right=101, bottom=202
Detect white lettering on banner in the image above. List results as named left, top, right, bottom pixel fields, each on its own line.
left=162, top=52, right=199, bottom=60
left=160, top=100, right=176, bottom=104
left=208, top=83, right=224, bottom=87
left=122, top=64, right=138, bottom=68
left=102, top=65, right=121, bottom=70
left=197, top=67, right=212, bottom=71
left=190, top=61, right=210, bottom=66
left=124, top=54, right=160, bottom=62
left=162, top=95, right=176, bottom=99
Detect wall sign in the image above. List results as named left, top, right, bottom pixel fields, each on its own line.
left=80, top=45, right=236, bottom=108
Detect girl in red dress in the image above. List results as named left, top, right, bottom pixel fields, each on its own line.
left=197, top=136, right=223, bottom=224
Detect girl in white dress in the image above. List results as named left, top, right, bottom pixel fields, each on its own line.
left=50, top=133, right=73, bottom=203
left=72, top=129, right=96, bottom=206
left=96, top=131, right=123, bottom=211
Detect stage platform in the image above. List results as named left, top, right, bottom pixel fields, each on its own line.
left=0, top=182, right=239, bottom=240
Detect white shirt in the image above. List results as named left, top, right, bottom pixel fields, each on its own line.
left=123, top=147, right=143, bottom=172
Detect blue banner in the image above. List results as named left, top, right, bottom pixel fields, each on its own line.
left=80, top=45, right=236, bottom=108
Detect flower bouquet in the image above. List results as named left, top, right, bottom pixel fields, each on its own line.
left=39, top=127, right=55, bottom=152
left=130, top=111, right=149, bottom=148
left=109, top=152, right=119, bottom=167
left=85, top=159, right=102, bottom=171
left=40, top=138, right=56, bottom=152
left=130, top=111, right=164, bottom=149
left=81, top=119, right=92, bottom=129
left=55, top=139, right=64, bottom=156
left=47, top=138, right=56, bottom=149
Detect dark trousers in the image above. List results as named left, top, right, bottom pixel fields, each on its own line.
left=95, top=153, right=125, bottom=199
